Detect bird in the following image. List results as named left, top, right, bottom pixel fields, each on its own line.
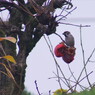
left=63, top=31, right=75, bottom=47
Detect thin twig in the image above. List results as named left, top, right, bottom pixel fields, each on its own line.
left=0, top=43, right=11, bottom=69
left=43, top=35, right=63, bottom=89
left=48, top=76, right=87, bottom=89
left=48, top=37, right=62, bottom=89
left=74, top=48, right=95, bottom=90
left=59, top=22, right=91, bottom=27
left=35, top=80, right=42, bottom=95
left=43, top=35, right=73, bottom=92
left=67, top=71, right=93, bottom=92
left=47, top=37, right=62, bottom=88
left=89, top=60, right=95, bottom=63
left=54, top=33, right=65, bottom=43
left=53, top=72, right=67, bottom=87
left=74, top=25, right=93, bottom=89
left=49, top=90, right=51, bottom=95
left=57, top=7, right=77, bottom=22
left=47, top=36, right=53, bottom=52
left=17, top=1, right=33, bottom=16
left=57, top=7, right=66, bottom=17
left=80, top=25, right=91, bottom=87
left=78, top=71, right=93, bottom=85
left=86, top=48, right=95, bottom=64
left=68, top=64, right=84, bottom=90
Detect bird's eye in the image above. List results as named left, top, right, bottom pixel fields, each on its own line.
left=67, top=32, right=70, bottom=35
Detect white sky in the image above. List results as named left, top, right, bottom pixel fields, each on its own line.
left=0, top=0, right=95, bottom=95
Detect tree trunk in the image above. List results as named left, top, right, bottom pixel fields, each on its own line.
left=0, top=0, right=73, bottom=95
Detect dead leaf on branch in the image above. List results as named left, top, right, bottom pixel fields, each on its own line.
left=0, top=63, right=20, bottom=90
left=0, top=63, right=15, bottom=80
left=0, top=55, right=16, bottom=64
left=0, top=37, right=16, bottom=43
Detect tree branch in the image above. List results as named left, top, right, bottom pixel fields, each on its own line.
left=35, top=80, right=42, bottom=95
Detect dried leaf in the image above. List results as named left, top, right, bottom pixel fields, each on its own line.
left=0, top=37, right=16, bottom=43
left=0, top=63, right=21, bottom=91
left=2, top=55, right=16, bottom=64
left=0, top=63, right=15, bottom=80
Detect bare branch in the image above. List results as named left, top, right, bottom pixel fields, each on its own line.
left=34, top=80, right=42, bottom=95
left=54, top=32, right=65, bottom=43
left=49, top=90, right=51, bottom=95
left=57, top=7, right=77, bottom=22
left=68, top=64, right=84, bottom=90
left=43, top=35, right=63, bottom=89
left=74, top=25, right=93, bottom=90
left=80, top=25, right=92, bottom=88
left=68, top=71, right=93, bottom=92
left=43, top=35, right=74, bottom=92
left=59, top=22, right=91, bottom=27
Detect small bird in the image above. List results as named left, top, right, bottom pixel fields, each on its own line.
left=63, top=31, right=75, bottom=47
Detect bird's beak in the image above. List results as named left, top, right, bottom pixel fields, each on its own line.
left=62, top=32, right=65, bottom=35
left=62, top=32, right=66, bottom=37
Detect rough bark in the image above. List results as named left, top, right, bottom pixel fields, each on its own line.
left=0, top=0, right=73, bottom=95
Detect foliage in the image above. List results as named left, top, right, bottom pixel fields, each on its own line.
left=53, top=87, right=95, bottom=95
left=53, top=89, right=68, bottom=95
left=0, top=36, right=17, bottom=86
left=21, top=89, right=33, bottom=95
left=68, top=87, right=95, bottom=95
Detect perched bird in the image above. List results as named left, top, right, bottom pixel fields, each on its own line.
left=63, top=31, right=75, bottom=47
left=54, top=31, right=76, bottom=63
